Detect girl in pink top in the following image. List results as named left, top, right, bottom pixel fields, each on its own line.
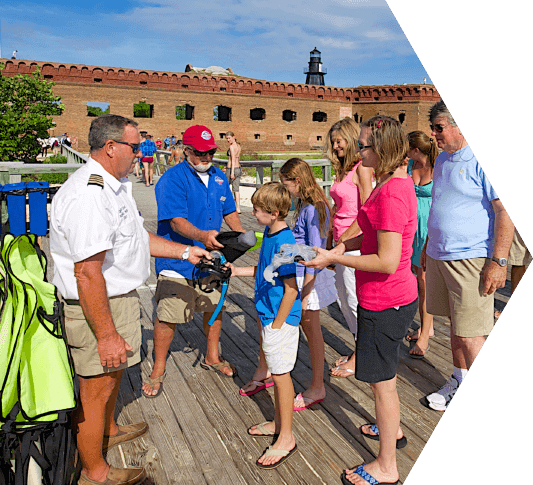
left=306, top=116, right=417, bottom=485
left=327, top=118, right=374, bottom=378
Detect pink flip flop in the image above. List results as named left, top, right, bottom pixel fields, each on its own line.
left=239, top=377, right=274, bottom=397
left=293, top=392, right=324, bottom=411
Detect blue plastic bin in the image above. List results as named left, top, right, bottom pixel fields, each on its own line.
left=3, top=182, right=27, bottom=236
left=27, top=181, right=49, bottom=236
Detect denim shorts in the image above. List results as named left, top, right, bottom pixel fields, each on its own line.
left=355, top=298, right=418, bottom=383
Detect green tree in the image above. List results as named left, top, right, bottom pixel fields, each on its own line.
left=0, top=63, right=65, bottom=163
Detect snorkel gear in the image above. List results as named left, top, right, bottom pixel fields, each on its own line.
left=193, top=231, right=259, bottom=325
left=264, top=244, right=317, bottom=285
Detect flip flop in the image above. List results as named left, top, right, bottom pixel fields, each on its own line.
left=247, top=422, right=277, bottom=437
left=256, top=444, right=298, bottom=469
left=239, top=377, right=274, bottom=397
left=330, top=365, right=355, bottom=378
left=141, top=372, right=166, bottom=399
left=405, top=329, right=420, bottom=342
left=360, top=424, right=407, bottom=449
left=409, top=343, right=430, bottom=359
left=331, top=353, right=353, bottom=368
left=342, top=464, right=399, bottom=485
left=293, top=392, right=325, bottom=411
left=200, top=357, right=238, bottom=378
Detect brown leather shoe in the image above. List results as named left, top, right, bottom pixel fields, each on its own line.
left=78, top=465, right=146, bottom=484
left=102, top=422, right=148, bottom=452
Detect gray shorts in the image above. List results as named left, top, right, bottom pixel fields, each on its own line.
left=227, top=167, right=242, bottom=192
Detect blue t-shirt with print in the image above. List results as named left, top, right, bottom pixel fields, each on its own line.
left=255, top=226, right=301, bottom=327
left=155, top=161, right=236, bottom=279
left=426, top=145, right=498, bottom=261
left=140, top=139, right=157, bottom=157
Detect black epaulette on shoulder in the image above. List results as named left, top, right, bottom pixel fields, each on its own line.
left=88, top=174, right=104, bottom=188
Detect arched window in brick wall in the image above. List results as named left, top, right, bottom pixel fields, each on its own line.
left=214, top=105, right=232, bottom=122
left=250, top=108, right=266, bottom=120
left=282, top=110, right=297, bottom=122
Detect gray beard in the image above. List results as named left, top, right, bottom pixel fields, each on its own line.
left=188, top=160, right=212, bottom=173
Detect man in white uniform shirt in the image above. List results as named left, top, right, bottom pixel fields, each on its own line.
left=50, top=114, right=210, bottom=485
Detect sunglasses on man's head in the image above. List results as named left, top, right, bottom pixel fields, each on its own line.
left=112, top=140, right=141, bottom=152
left=189, top=147, right=217, bottom=157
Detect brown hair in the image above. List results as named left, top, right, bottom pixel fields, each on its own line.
left=325, top=117, right=361, bottom=181
left=361, top=116, right=408, bottom=179
left=279, top=158, right=332, bottom=237
left=408, top=131, right=439, bottom=169
left=251, top=182, right=292, bottom=219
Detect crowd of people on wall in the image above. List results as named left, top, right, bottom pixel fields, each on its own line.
left=48, top=99, right=523, bottom=485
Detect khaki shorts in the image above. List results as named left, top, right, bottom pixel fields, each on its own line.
left=155, top=274, right=225, bottom=324
left=508, top=229, right=532, bottom=267
left=63, top=291, right=141, bottom=377
left=426, top=256, right=494, bottom=338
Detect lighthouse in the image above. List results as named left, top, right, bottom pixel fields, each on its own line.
left=304, top=47, right=327, bottom=86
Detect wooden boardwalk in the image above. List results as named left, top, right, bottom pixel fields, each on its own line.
left=44, top=173, right=512, bottom=485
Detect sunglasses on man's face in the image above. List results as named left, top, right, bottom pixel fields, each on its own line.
left=189, top=147, right=217, bottom=157
left=357, top=140, right=372, bottom=151
left=430, top=123, right=451, bottom=133
left=112, top=140, right=141, bottom=152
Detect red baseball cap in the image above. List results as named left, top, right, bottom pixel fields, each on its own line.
left=182, top=125, right=219, bottom=151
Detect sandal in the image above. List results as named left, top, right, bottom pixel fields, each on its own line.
left=256, top=444, right=298, bottom=469
left=409, top=342, right=430, bottom=359
left=200, top=357, right=237, bottom=378
left=142, top=372, right=166, bottom=398
left=239, top=377, right=274, bottom=396
left=342, top=464, right=399, bottom=485
left=360, top=424, right=407, bottom=449
left=247, top=422, right=277, bottom=437
left=293, top=392, right=325, bottom=411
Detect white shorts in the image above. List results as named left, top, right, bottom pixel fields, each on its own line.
left=261, top=322, right=300, bottom=375
left=297, top=268, right=338, bottom=311
left=335, top=249, right=360, bottom=335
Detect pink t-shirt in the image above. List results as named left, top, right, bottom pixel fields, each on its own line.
left=355, top=176, right=418, bottom=311
left=330, top=163, right=362, bottom=242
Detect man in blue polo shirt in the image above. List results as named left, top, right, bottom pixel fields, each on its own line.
left=142, top=125, right=244, bottom=398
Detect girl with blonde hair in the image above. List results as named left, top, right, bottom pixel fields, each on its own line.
left=279, top=158, right=338, bottom=410
left=326, top=117, right=374, bottom=377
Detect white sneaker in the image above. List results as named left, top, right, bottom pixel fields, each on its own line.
left=426, top=375, right=459, bottom=411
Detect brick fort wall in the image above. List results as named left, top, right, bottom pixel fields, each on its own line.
left=1, top=59, right=441, bottom=154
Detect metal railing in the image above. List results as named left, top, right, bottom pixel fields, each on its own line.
left=153, top=151, right=334, bottom=198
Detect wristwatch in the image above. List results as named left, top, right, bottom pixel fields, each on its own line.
left=491, top=256, right=507, bottom=267
left=182, top=245, right=190, bottom=261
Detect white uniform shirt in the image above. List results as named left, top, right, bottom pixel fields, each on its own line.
left=50, top=158, right=151, bottom=299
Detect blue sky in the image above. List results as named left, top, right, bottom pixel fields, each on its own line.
left=0, top=0, right=431, bottom=88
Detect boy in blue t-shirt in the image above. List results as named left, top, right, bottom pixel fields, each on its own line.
left=231, top=182, right=301, bottom=469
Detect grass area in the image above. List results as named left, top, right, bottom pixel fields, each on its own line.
left=21, top=154, right=69, bottom=184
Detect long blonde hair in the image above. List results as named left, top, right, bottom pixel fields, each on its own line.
left=325, top=117, right=361, bottom=181
left=279, top=158, right=332, bottom=237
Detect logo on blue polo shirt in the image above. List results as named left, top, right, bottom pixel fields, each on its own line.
left=215, top=176, right=224, bottom=185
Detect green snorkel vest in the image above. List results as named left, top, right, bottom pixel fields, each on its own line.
left=0, top=234, right=77, bottom=485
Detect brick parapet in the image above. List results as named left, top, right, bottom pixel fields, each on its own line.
left=0, top=58, right=440, bottom=103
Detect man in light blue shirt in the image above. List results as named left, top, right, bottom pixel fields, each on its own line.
left=421, top=101, right=514, bottom=411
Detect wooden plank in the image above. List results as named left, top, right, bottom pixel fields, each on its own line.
left=138, top=287, right=248, bottom=485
